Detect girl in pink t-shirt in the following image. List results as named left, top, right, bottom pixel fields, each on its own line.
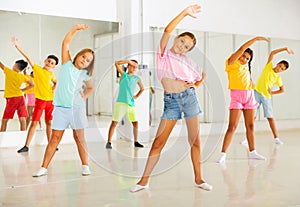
left=131, top=4, right=212, bottom=193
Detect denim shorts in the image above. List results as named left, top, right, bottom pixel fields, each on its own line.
left=52, top=106, right=88, bottom=130
left=161, top=87, right=202, bottom=120
left=254, top=90, right=273, bottom=118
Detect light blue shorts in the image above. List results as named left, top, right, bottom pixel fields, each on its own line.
left=161, top=87, right=202, bottom=120
left=254, top=90, right=273, bottom=118
left=52, top=106, right=88, bottom=130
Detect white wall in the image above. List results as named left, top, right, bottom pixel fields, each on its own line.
left=143, top=0, right=300, bottom=40
left=0, top=0, right=117, bottom=22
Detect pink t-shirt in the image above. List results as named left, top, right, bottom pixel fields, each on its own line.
left=156, top=46, right=202, bottom=82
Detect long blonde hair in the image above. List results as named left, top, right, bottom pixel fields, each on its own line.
left=73, top=48, right=95, bottom=76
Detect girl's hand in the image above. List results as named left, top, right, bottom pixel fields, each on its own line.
left=185, top=81, right=196, bottom=89
left=286, top=48, right=295, bottom=54
left=185, top=4, right=201, bottom=18
left=75, top=24, right=88, bottom=31
left=11, top=37, right=19, bottom=47
left=201, top=71, right=206, bottom=80
left=80, top=91, right=87, bottom=99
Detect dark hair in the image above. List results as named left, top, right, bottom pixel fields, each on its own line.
left=244, top=48, right=254, bottom=72
left=130, top=59, right=138, bottom=64
left=73, top=48, right=95, bottom=76
left=278, top=60, right=289, bottom=70
left=47, top=54, right=59, bottom=65
left=178, top=32, right=197, bottom=51
left=15, top=59, right=28, bottom=71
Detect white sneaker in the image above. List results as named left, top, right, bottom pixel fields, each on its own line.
left=216, top=152, right=226, bottom=163
left=82, top=165, right=91, bottom=176
left=195, top=182, right=213, bottom=191
left=130, top=183, right=149, bottom=193
left=240, top=138, right=248, bottom=146
left=32, top=167, right=48, bottom=177
left=249, top=150, right=267, bottom=160
left=274, top=138, right=283, bottom=145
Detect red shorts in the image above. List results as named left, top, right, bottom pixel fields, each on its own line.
left=2, top=96, right=28, bottom=119
left=32, top=98, right=54, bottom=121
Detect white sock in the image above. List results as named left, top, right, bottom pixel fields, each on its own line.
left=217, top=152, right=226, bottom=163
left=249, top=150, right=267, bottom=160
left=274, top=138, right=283, bottom=145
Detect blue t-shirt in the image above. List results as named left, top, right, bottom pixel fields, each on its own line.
left=116, top=72, right=139, bottom=106
left=53, top=61, right=91, bottom=108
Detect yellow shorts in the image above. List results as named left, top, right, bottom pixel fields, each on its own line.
left=112, top=102, right=137, bottom=122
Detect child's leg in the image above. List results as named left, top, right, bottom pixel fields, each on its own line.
left=107, top=121, right=118, bottom=143
left=41, top=129, right=64, bottom=168
left=185, top=115, right=204, bottom=184
left=243, top=109, right=255, bottom=151
left=137, top=119, right=176, bottom=186
left=73, top=129, right=88, bottom=165
left=26, top=106, right=34, bottom=129
left=267, top=118, right=279, bottom=138
left=221, top=109, right=242, bottom=152
left=45, top=120, right=52, bottom=142
left=0, top=119, right=9, bottom=132
left=24, top=121, right=39, bottom=146
left=132, top=121, right=138, bottom=142
left=18, top=117, right=27, bottom=131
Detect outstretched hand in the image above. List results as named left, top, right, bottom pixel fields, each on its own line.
left=74, top=24, right=88, bottom=31
left=286, top=48, right=295, bottom=54
left=185, top=4, right=201, bottom=18
left=11, top=37, right=19, bottom=47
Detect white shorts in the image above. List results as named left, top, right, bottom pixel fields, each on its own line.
left=52, top=106, right=88, bottom=130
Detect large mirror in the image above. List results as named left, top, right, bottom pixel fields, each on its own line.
left=0, top=10, right=119, bottom=131
left=1, top=9, right=299, bottom=133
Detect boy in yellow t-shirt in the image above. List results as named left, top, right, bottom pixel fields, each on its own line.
left=241, top=47, right=294, bottom=146
left=0, top=59, right=34, bottom=131
left=11, top=37, right=59, bottom=153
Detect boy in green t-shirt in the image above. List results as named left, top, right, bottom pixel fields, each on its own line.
left=106, top=59, right=144, bottom=149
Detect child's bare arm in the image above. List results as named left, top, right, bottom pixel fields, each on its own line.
left=134, top=79, right=144, bottom=99
left=267, top=47, right=294, bottom=63
left=228, top=36, right=269, bottom=65
left=62, top=24, right=88, bottom=64
left=0, top=61, right=4, bottom=70
left=160, top=4, right=201, bottom=55
left=80, top=79, right=94, bottom=99
left=12, top=37, right=34, bottom=67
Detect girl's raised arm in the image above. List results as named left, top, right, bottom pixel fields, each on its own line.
left=160, top=4, right=201, bottom=55
left=62, top=24, right=88, bottom=64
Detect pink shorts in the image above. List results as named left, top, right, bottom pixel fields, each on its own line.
left=25, top=93, right=36, bottom=106
left=229, top=90, right=258, bottom=110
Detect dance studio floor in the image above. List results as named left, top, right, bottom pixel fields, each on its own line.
left=0, top=118, right=300, bottom=207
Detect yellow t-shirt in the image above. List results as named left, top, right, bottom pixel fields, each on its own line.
left=255, top=62, right=283, bottom=99
left=24, top=74, right=34, bottom=94
left=3, top=66, right=29, bottom=98
left=32, top=64, right=56, bottom=101
left=225, top=59, right=254, bottom=90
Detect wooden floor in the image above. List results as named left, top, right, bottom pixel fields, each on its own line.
left=0, top=118, right=300, bottom=207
